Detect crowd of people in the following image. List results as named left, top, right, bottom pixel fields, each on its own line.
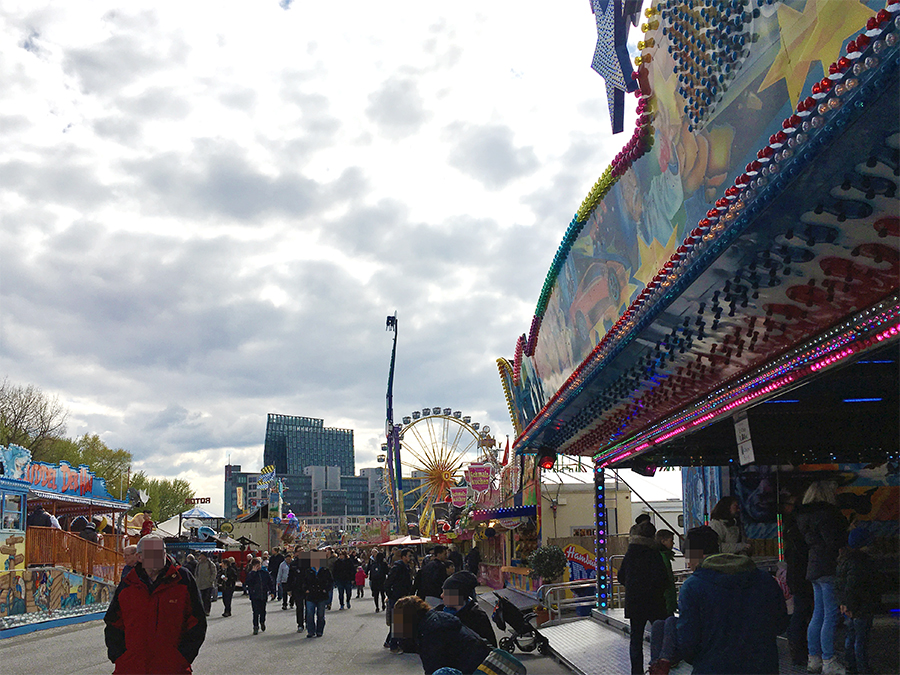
left=103, top=480, right=881, bottom=675
left=617, top=481, right=881, bottom=675
left=104, top=537, right=508, bottom=674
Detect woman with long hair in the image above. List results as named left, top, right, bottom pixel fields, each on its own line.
left=796, top=481, right=848, bottom=675
left=708, top=496, right=750, bottom=554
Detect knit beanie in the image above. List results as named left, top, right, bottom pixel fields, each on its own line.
left=442, top=570, right=478, bottom=597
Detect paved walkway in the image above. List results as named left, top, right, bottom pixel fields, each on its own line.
left=0, top=592, right=572, bottom=674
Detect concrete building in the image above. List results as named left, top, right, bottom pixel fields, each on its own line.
left=540, top=480, right=633, bottom=541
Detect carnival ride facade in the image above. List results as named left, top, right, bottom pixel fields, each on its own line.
left=498, top=0, right=899, bottom=610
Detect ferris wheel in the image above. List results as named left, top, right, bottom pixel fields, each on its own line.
left=384, top=407, right=498, bottom=535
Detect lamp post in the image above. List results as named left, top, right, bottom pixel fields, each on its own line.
left=385, top=312, right=407, bottom=533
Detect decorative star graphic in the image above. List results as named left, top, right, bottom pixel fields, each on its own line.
left=758, top=0, right=873, bottom=108
left=591, top=0, right=638, bottom=134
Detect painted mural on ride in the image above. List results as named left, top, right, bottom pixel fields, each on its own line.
left=498, top=0, right=900, bottom=440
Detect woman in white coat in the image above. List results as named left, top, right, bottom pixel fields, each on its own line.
left=709, top=496, right=751, bottom=554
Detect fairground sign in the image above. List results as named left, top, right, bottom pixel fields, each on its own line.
left=184, top=497, right=211, bottom=504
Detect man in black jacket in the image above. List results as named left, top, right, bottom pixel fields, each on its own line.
left=303, top=551, right=333, bottom=638
left=417, top=545, right=450, bottom=606
left=437, top=570, right=496, bottom=647
left=384, top=548, right=414, bottom=651
left=332, top=550, right=356, bottom=609
left=287, top=551, right=309, bottom=632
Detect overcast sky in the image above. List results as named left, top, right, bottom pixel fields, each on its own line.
left=1, top=1, right=683, bottom=514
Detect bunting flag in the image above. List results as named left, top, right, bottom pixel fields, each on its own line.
left=258, top=465, right=276, bottom=487
left=502, top=436, right=510, bottom=467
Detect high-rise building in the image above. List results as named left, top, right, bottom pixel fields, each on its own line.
left=263, top=414, right=354, bottom=476
left=224, top=465, right=313, bottom=519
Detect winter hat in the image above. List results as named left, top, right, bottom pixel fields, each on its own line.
left=847, top=527, right=873, bottom=550
left=442, top=570, right=478, bottom=597
left=476, top=648, right=527, bottom=675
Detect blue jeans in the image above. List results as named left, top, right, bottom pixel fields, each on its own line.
left=844, top=614, right=872, bottom=673
left=650, top=616, right=680, bottom=663
left=808, top=577, right=839, bottom=660
left=306, top=599, right=326, bottom=636
left=337, top=580, right=354, bottom=607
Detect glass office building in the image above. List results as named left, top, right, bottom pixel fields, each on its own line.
left=263, top=414, right=354, bottom=477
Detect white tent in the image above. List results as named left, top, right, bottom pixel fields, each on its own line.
left=157, top=506, right=224, bottom=536
left=382, top=535, right=432, bottom=546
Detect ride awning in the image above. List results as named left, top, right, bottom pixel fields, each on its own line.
left=28, top=488, right=130, bottom=516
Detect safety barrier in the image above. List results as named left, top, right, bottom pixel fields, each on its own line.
left=25, top=527, right=124, bottom=584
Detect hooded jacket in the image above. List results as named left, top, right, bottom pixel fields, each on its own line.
left=834, top=548, right=878, bottom=615
left=303, top=566, right=333, bottom=603
left=796, top=501, right=847, bottom=581
left=416, top=608, right=491, bottom=675
left=616, top=535, right=669, bottom=621
left=677, top=554, right=788, bottom=674
left=245, top=568, right=274, bottom=601
left=385, top=559, right=414, bottom=601
left=104, top=561, right=207, bottom=674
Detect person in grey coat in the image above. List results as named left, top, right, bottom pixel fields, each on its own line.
left=195, top=552, right=218, bottom=616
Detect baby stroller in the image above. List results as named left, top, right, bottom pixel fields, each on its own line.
left=491, top=595, right=551, bottom=655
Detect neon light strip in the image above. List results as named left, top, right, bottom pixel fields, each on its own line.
left=595, top=302, right=900, bottom=467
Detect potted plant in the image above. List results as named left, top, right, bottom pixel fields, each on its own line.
left=527, top=545, right=567, bottom=625
left=527, top=544, right=567, bottom=584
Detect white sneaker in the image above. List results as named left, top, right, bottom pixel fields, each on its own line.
left=808, top=655, right=823, bottom=673
left=822, top=657, right=845, bottom=675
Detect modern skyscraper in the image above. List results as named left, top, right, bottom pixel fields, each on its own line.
left=263, top=414, right=354, bottom=476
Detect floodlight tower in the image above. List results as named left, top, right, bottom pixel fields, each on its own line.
left=385, top=312, right=407, bottom=533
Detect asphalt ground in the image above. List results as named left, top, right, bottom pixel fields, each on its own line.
left=0, top=591, right=573, bottom=675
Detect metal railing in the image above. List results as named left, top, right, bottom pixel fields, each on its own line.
left=26, top=526, right=124, bottom=584
left=538, top=579, right=599, bottom=623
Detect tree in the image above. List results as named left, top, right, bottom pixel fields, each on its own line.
left=0, top=378, right=68, bottom=458
left=129, top=472, right=195, bottom=523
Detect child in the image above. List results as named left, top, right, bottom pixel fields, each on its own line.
left=835, top=528, right=878, bottom=675
left=655, top=529, right=678, bottom=617
left=246, top=558, right=274, bottom=635
left=355, top=563, right=367, bottom=599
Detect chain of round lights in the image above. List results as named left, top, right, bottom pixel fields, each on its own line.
left=594, top=298, right=900, bottom=467
left=511, top=2, right=899, bottom=456
left=595, top=468, right=609, bottom=610
left=496, top=358, right=522, bottom=437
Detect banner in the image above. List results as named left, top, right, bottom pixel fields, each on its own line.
left=467, top=464, right=492, bottom=494
left=236, top=486, right=244, bottom=511
left=258, top=465, right=276, bottom=487
left=449, top=486, right=469, bottom=508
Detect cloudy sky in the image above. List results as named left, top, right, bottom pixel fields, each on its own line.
left=1, top=1, right=682, bottom=513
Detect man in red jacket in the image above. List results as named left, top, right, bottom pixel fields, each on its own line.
left=104, top=534, right=207, bottom=674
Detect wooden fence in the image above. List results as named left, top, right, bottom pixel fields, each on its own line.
left=26, top=526, right=125, bottom=584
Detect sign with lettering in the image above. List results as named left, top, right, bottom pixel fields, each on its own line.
left=1, top=444, right=121, bottom=503
left=184, top=497, right=211, bottom=504
left=467, top=464, right=492, bottom=494
left=564, top=544, right=597, bottom=580
left=448, top=486, right=469, bottom=508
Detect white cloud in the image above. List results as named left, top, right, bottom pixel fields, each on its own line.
left=0, top=1, right=647, bottom=515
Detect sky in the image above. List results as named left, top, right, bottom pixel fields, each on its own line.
left=0, top=1, right=681, bottom=514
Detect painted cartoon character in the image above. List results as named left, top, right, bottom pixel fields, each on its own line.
left=0, top=444, right=32, bottom=480
left=31, top=570, right=51, bottom=612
